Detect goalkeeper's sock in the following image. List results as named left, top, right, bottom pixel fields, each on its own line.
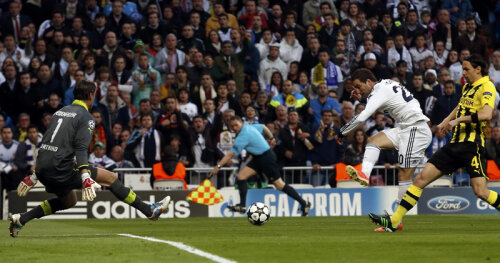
left=282, top=184, right=306, bottom=207
left=361, top=143, right=380, bottom=177
left=20, top=198, right=64, bottom=225
left=486, top=190, right=500, bottom=211
left=109, top=179, right=152, bottom=217
left=391, top=184, right=423, bottom=226
left=236, top=179, right=247, bottom=206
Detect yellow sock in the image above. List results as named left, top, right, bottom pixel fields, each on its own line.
left=391, top=185, right=423, bottom=226
left=486, top=190, right=500, bottom=211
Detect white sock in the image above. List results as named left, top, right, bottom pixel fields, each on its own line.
left=398, top=180, right=413, bottom=201
left=361, top=144, right=380, bottom=178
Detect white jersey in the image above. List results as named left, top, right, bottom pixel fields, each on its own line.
left=340, top=79, right=429, bottom=136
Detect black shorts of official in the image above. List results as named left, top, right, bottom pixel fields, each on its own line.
left=246, top=149, right=282, bottom=183
left=428, top=142, right=487, bottom=179
left=37, top=165, right=98, bottom=197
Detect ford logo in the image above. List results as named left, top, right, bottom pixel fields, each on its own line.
left=427, top=196, right=470, bottom=212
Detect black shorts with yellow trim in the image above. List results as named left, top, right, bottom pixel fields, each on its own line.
left=246, top=149, right=282, bottom=183
left=37, top=165, right=98, bottom=197
left=428, top=142, right=487, bottom=179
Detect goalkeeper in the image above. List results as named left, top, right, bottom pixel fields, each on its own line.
left=10, top=80, right=171, bottom=238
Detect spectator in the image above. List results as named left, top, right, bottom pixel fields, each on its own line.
left=366, top=112, right=390, bottom=137
left=431, top=80, right=460, bottom=125
left=13, top=113, right=32, bottom=142
left=106, top=122, right=124, bottom=155
left=423, top=69, right=438, bottom=91
left=456, top=16, right=488, bottom=61
left=202, top=98, right=217, bottom=127
left=409, top=72, right=433, bottom=114
left=243, top=106, right=260, bottom=124
left=131, top=53, right=161, bottom=107
left=154, top=34, right=186, bottom=75
left=231, top=29, right=260, bottom=82
left=374, top=11, right=399, bottom=47
left=187, top=51, right=208, bottom=88
left=238, top=0, right=268, bottom=29
left=213, top=42, right=245, bottom=93
left=432, top=40, right=450, bottom=69
left=270, top=80, right=308, bottom=115
left=311, top=49, right=343, bottom=94
left=282, top=11, right=305, bottom=46
left=15, top=71, right=43, bottom=120
left=340, top=101, right=354, bottom=126
left=308, top=82, right=342, bottom=131
left=214, top=83, right=241, bottom=117
left=88, top=141, right=116, bottom=170
left=275, top=109, right=310, bottom=183
left=393, top=60, right=413, bottom=87
left=139, top=12, right=170, bottom=45
left=302, top=0, right=337, bottom=27
left=361, top=52, right=392, bottom=80
left=486, top=126, right=500, bottom=168
left=446, top=49, right=462, bottom=82
left=178, top=88, right=198, bottom=121
left=342, top=128, right=367, bottom=166
left=192, top=73, right=217, bottom=114
left=150, top=90, right=166, bottom=117
left=409, top=34, right=433, bottom=71
left=97, top=31, right=132, bottom=70
left=300, top=37, right=321, bottom=73
left=98, top=85, right=126, bottom=131
left=191, top=115, right=216, bottom=169
left=63, top=68, right=85, bottom=106
left=178, top=24, right=205, bottom=54
left=205, top=2, right=239, bottom=35
left=17, top=124, right=42, bottom=173
left=386, top=34, right=413, bottom=71
left=489, top=50, right=500, bottom=86
left=0, top=65, right=19, bottom=120
left=151, top=145, right=187, bottom=189
left=0, top=126, right=23, bottom=191
left=280, top=29, right=303, bottom=67
left=441, top=0, right=473, bottom=24
left=41, top=93, right=63, bottom=117
left=268, top=4, right=285, bottom=33
left=258, top=43, right=288, bottom=90
left=157, top=97, right=190, bottom=146
left=110, top=55, right=132, bottom=86
left=89, top=108, right=110, bottom=153
left=109, top=145, right=135, bottom=169
left=309, top=110, right=343, bottom=186
left=106, top=0, right=134, bottom=35
left=126, top=113, right=163, bottom=168
left=0, top=1, right=32, bottom=43
left=317, top=13, right=337, bottom=51
left=426, top=129, right=451, bottom=159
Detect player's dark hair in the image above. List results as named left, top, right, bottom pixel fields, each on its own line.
left=352, top=68, right=377, bottom=82
left=230, top=115, right=242, bottom=122
left=464, top=54, right=487, bottom=76
left=74, top=80, right=96, bottom=100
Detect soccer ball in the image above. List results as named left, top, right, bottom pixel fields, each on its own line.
left=247, top=202, right=270, bottom=225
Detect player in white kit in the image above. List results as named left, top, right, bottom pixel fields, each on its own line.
left=337, top=68, right=432, bottom=231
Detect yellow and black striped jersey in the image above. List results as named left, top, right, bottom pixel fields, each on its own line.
left=450, top=76, right=496, bottom=147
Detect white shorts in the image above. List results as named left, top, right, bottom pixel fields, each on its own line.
left=382, top=121, right=432, bottom=168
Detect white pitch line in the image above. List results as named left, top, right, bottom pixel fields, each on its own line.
left=118, top=233, right=237, bottom=263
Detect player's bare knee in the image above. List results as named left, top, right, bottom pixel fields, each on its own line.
left=473, top=188, right=490, bottom=201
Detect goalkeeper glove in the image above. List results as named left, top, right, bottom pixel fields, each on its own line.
left=17, top=173, right=38, bottom=197
left=81, top=173, right=101, bottom=201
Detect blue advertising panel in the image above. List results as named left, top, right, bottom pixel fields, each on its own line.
left=418, top=187, right=500, bottom=214
left=245, top=187, right=402, bottom=217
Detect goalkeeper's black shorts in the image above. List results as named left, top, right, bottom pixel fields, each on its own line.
left=37, top=165, right=98, bottom=197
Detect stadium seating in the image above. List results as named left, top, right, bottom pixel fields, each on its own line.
left=153, top=179, right=185, bottom=190
left=288, top=184, right=314, bottom=189
left=427, top=176, right=453, bottom=187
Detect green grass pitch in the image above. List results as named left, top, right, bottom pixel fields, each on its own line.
left=2, top=215, right=499, bottom=263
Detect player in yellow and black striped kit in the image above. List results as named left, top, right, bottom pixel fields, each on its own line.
left=369, top=54, right=500, bottom=232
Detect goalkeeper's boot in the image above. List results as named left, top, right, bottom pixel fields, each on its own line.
left=374, top=221, right=403, bottom=232
left=299, top=201, right=312, bottom=216
left=368, top=211, right=397, bottom=232
left=346, top=165, right=369, bottom=186
left=227, top=204, right=246, bottom=214
left=9, top=214, right=23, bottom=238
left=149, top=196, right=171, bottom=221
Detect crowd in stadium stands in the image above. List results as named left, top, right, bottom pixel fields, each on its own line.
left=0, top=0, right=500, bottom=190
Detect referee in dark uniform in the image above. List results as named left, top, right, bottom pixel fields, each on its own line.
left=209, top=116, right=311, bottom=215
left=369, top=55, right=500, bottom=232
left=10, top=80, right=171, bottom=237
